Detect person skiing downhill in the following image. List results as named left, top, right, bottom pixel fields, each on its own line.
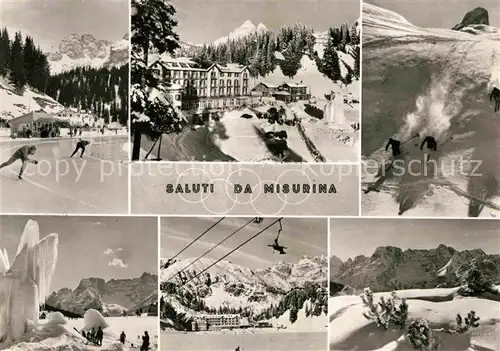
left=0, top=145, right=39, bottom=179
left=385, top=138, right=402, bottom=157
left=490, top=87, right=500, bottom=112
left=70, top=139, right=90, bottom=158
left=420, top=136, right=438, bottom=162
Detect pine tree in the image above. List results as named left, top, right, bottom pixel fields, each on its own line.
left=289, top=306, right=298, bottom=324
left=0, top=27, right=10, bottom=76
left=131, top=0, right=183, bottom=160
left=319, top=36, right=342, bottom=83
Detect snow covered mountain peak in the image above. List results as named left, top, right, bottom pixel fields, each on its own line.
left=46, top=32, right=128, bottom=74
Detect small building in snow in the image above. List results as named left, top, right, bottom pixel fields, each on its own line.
left=55, top=108, right=96, bottom=127
left=251, top=82, right=279, bottom=97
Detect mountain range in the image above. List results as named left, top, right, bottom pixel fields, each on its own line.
left=47, top=33, right=129, bottom=74
left=46, top=273, right=157, bottom=316
left=330, top=245, right=500, bottom=293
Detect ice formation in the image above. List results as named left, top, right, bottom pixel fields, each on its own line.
left=324, top=91, right=349, bottom=129
left=83, top=309, right=110, bottom=330
left=0, top=220, right=58, bottom=344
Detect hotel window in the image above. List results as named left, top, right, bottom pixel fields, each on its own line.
left=226, top=87, right=231, bottom=95
left=220, top=72, right=224, bottom=77
left=210, top=71, right=216, bottom=78
left=227, top=80, right=231, bottom=86
left=219, top=79, right=224, bottom=86
left=219, top=87, right=224, bottom=96
left=243, top=73, right=248, bottom=79
left=228, top=73, right=232, bottom=78
left=234, top=79, right=239, bottom=86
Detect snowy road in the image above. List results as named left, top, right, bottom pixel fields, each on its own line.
left=141, top=127, right=235, bottom=162
left=0, top=135, right=128, bottom=214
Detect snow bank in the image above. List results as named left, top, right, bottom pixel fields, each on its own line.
left=269, top=299, right=327, bottom=332
left=330, top=292, right=500, bottom=351
left=45, top=312, right=67, bottom=325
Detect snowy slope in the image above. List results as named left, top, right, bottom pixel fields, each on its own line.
left=329, top=290, right=500, bottom=350
left=361, top=3, right=500, bottom=217
left=161, top=256, right=327, bottom=316
left=0, top=77, right=64, bottom=120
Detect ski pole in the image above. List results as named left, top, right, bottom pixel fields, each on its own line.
left=438, top=136, right=454, bottom=149
left=401, top=133, right=420, bottom=145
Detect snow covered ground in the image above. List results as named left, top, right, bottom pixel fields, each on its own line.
left=213, top=103, right=358, bottom=162
left=361, top=3, right=500, bottom=217
left=0, top=77, right=63, bottom=120
left=329, top=288, right=500, bottom=351
left=4, top=315, right=158, bottom=351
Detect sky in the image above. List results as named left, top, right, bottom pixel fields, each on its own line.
left=171, top=0, right=360, bottom=44
left=0, top=216, right=158, bottom=292
left=161, top=217, right=327, bottom=269
left=0, top=0, right=129, bottom=50
left=367, top=0, right=500, bottom=28
left=330, top=218, right=500, bottom=261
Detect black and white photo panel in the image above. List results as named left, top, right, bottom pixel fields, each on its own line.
left=329, top=217, right=500, bottom=350
left=160, top=216, right=328, bottom=351
left=0, top=1, right=129, bottom=214
left=0, top=215, right=159, bottom=350
left=130, top=0, right=360, bottom=163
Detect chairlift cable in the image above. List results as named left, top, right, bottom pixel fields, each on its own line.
left=169, top=217, right=226, bottom=261
left=164, top=217, right=256, bottom=283
left=181, top=217, right=284, bottom=288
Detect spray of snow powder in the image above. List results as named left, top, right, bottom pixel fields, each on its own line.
left=401, top=73, right=465, bottom=141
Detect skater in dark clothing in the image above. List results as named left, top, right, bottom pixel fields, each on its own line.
left=70, top=139, right=90, bottom=158
left=0, top=145, right=38, bottom=179
left=490, top=87, right=500, bottom=112
left=420, top=136, right=438, bottom=162
left=140, top=331, right=150, bottom=351
left=119, top=331, right=126, bottom=344
left=385, top=138, right=402, bottom=157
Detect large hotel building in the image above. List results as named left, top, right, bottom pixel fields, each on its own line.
left=150, top=56, right=252, bottom=114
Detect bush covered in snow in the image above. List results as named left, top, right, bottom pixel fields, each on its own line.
left=361, top=288, right=481, bottom=350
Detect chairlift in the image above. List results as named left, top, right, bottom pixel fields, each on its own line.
left=267, top=219, right=287, bottom=255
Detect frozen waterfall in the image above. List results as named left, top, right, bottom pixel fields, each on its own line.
left=324, top=91, right=349, bottom=129
left=0, top=220, right=58, bottom=345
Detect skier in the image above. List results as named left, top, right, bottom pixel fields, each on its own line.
left=490, top=87, right=500, bottom=112
left=420, top=135, right=438, bottom=162
left=0, top=145, right=39, bottom=179
left=119, top=331, right=126, bottom=344
left=70, top=139, right=90, bottom=158
left=385, top=138, right=402, bottom=157
left=140, top=331, right=150, bottom=351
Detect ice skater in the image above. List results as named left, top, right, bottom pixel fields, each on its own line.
left=490, top=87, right=500, bottom=112
left=70, top=139, right=90, bottom=158
left=420, top=135, right=438, bottom=162
left=0, top=145, right=39, bottom=179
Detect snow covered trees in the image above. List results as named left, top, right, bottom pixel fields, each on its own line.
left=46, top=66, right=129, bottom=125
left=0, top=28, right=50, bottom=95
left=131, top=0, right=185, bottom=160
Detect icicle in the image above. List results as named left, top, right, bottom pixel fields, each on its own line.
left=0, top=249, right=10, bottom=274
left=36, top=234, right=58, bottom=303
left=15, top=220, right=40, bottom=258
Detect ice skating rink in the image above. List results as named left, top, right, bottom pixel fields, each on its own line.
left=0, top=135, right=128, bottom=213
